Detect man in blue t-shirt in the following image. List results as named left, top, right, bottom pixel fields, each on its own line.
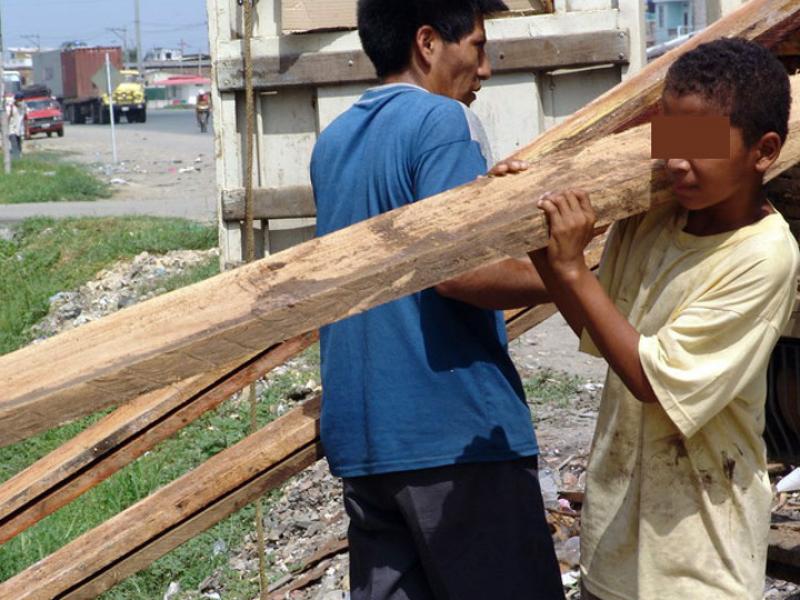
left=311, top=1, right=564, bottom=598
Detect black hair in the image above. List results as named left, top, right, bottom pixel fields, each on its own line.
left=357, top=0, right=508, bottom=79
left=664, top=38, right=791, bottom=146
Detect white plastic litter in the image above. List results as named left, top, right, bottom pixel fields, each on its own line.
left=776, top=467, right=800, bottom=493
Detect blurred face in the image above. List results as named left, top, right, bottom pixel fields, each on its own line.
left=661, top=92, right=760, bottom=212
left=427, top=17, right=491, bottom=106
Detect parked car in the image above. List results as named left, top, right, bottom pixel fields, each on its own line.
left=23, top=95, right=65, bottom=140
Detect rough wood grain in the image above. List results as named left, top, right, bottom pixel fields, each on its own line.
left=0, top=123, right=653, bottom=447
left=3, top=108, right=800, bottom=595
left=1, top=1, right=798, bottom=449
left=3, top=76, right=800, bottom=450
left=0, top=332, right=318, bottom=545
left=0, top=397, right=323, bottom=600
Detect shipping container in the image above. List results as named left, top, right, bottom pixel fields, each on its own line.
left=61, top=47, right=123, bottom=100
left=31, top=49, right=64, bottom=99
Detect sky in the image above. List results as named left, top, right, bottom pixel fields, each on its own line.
left=3, top=0, right=210, bottom=55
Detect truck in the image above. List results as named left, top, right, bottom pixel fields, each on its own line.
left=17, top=84, right=64, bottom=139
left=32, top=46, right=147, bottom=125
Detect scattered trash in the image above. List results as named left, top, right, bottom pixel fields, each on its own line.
left=162, top=581, right=180, bottom=600
left=777, top=467, right=800, bottom=493
left=110, top=178, right=129, bottom=185
left=561, top=570, right=579, bottom=587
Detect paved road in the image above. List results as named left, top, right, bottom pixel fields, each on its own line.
left=115, top=107, right=213, bottom=136
left=0, top=108, right=217, bottom=225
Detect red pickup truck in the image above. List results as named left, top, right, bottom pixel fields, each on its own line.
left=23, top=95, right=65, bottom=140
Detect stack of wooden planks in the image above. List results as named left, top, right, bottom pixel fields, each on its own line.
left=1, top=0, right=800, bottom=596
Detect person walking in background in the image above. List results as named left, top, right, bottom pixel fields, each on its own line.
left=8, top=95, right=26, bottom=158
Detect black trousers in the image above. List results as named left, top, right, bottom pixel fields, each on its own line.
left=343, top=456, right=565, bottom=600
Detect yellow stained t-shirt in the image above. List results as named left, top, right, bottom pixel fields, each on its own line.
left=579, top=201, right=800, bottom=600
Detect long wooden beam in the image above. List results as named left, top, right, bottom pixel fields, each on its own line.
left=3, top=103, right=800, bottom=598
left=0, top=397, right=323, bottom=600
left=0, top=233, right=606, bottom=544
left=0, top=0, right=797, bottom=449
left=0, top=332, right=317, bottom=545
left=3, top=41, right=800, bottom=450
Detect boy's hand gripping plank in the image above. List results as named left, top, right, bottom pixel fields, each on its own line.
left=531, top=191, right=659, bottom=404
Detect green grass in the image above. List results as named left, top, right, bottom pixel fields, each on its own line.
left=523, top=369, right=585, bottom=408
left=0, top=154, right=110, bottom=203
left=0, top=363, right=319, bottom=599
left=0, top=216, right=217, bottom=355
left=0, top=215, right=321, bottom=597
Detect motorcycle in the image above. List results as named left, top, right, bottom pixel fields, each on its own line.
left=196, top=105, right=211, bottom=133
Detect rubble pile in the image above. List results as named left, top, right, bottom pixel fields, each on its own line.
left=30, top=248, right=218, bottom=341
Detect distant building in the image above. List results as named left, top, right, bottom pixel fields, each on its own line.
left=148, top=74, right=211, bottom=108
left=646, top=0, right=692, bottom=45
left=4, top=47, right=55, bottom=87
left=146, top=48, right=184, bottom=62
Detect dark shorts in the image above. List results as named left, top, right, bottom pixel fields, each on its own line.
left=343, top=456, right=565, bottom=600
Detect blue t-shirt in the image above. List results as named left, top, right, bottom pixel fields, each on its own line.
left=311, top=84, right=538, bottom=478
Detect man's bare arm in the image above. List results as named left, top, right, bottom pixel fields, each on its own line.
left=435, top=258, right=550, bottom=310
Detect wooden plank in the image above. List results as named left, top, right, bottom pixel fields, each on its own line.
left=767, top=520, right=800, bottom=583
left=0, top=230, right=603, bottom=546
left=222, top=186, right=316, bottom=220
left=1, top=1, right=797, bottom=449
left=0, top=332, right=317, bottom=545
left=3, top=109, right=799, bottom=449
left=215, top=31, right=630, bottom=91
left=63, top=444, right=323, bottom=600
left=0, top=249, right=609, bottom=597
left=0, top=396, right=323, bottom=600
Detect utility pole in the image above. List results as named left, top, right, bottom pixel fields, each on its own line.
left=107, top=28, right=128, bottom=66
left=0, top=3, right=11, bottom=174
left=21, top=34, right=41, bottom=51
left=134, top=0, right=144, bottom=78
left=105, top=53, right=118, bottom=164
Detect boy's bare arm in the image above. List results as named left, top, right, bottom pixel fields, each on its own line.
left=533, top=190, right=658, bottom=404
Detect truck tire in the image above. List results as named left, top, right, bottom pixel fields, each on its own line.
left=47, top=132, right=52, bottom=138
left=126, top=112, right=135, bottom=124
left=57, top=129, right=64, bottom=138
left=138, top=108, right=147, bottom=124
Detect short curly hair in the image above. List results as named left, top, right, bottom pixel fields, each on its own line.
left=664, top=38, right=791, bottom=147
left=357, top=0, right=508, bottom=79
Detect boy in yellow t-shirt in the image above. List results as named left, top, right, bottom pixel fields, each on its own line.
left=530, top=39, right=800, bottom=599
